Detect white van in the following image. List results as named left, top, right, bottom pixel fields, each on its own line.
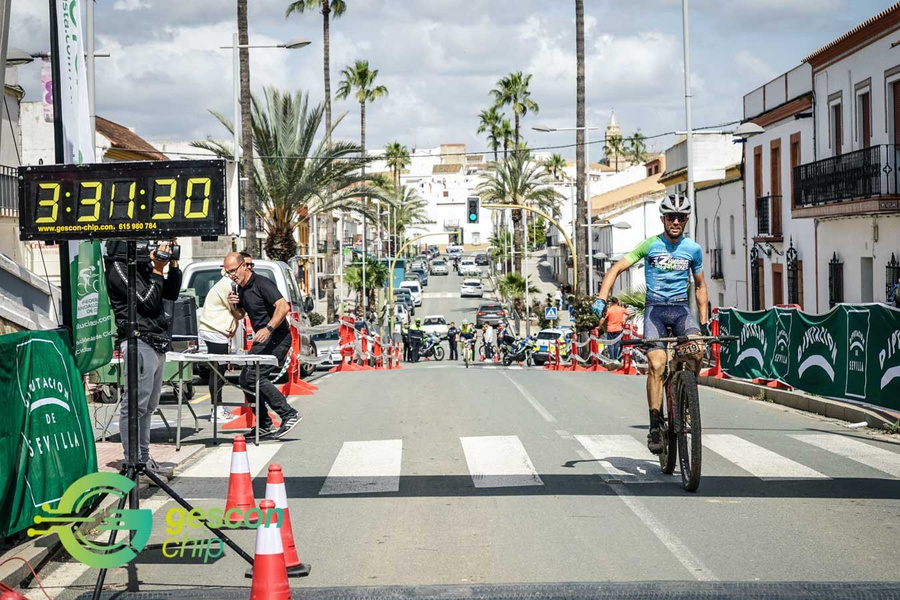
left=446, top=244, right=464, bottom=255
left=399, top=280, right=423, bottom=306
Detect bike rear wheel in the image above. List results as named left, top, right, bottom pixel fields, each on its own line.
left=675, top=370, right=702, bottom=492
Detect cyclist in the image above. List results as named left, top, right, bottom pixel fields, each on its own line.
left=592, top=194, right=709, bottom=455
left=459, top=319, right=476, bottom=360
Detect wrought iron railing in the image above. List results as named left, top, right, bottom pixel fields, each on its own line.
left=710, top=248, right=723, bottom=280
left=750, top=247, right=763, bottom=311
left=755, top=195, right=783, bottom=238
left=793, top=144, right=898, bottom=207
left=887, top=253, right=900, bottom=301
left=0, top=165, right=17, bottom=217
left=828, top=252, right=844, bottom=308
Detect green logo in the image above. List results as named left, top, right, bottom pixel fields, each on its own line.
left=28, top=472, right=152, bottom=569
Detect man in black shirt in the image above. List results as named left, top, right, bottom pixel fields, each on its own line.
left=224, top=252, right=301, bottom=439
left=447, top=322, right=459, bottom=360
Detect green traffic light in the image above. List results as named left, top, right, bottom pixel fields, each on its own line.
left=469, top=214, right=477, bottom=222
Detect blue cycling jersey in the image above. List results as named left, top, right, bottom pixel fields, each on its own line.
left=623, top=234, right=703, bottom=305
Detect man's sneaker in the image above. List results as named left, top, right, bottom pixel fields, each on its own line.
left=211, top=407, right=237, bottom=423
left=141, top=457, right=171, bottom=486
left=273, top=413, right=302, bottom=439
left=256, top=425, right=277, bottom=438
left=647, top=427, right=664, bottom=455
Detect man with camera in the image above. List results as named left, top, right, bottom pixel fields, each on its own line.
left=105, top=241, right=182, bottom=479
left=223, top=251, right=301, bottom=439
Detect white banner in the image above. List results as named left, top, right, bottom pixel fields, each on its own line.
left=55, top=0, right=94, bottom=164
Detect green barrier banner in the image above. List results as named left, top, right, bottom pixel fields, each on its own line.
left=718, top=304, right=900, bottom=411
left=71, top=240, right=114, bottom=374
left=0, top=330, right=98, bottom=537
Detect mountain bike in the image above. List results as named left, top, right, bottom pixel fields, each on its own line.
left=621, top=333, right=737, bottom=492
left=462, top=338, right=475, bottom=368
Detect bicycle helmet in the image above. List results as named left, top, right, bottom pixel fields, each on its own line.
left=462, top=319, right=469, bottom=325
left=659, top=193, right=692, bottom=216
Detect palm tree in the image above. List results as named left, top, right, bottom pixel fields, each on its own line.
left=336, top=59, right=388, bottom=262
left=383, top=142, right=410, bottom=190
left=604, top=133, right=626, bottom=172
left=543, top=153, right=567, bottom=181
left=237, top=0, right=258, bottom=254
left=286, top=0, right=347, bottom=322
left=476, top=151, right=562, bottom=274
left=498, top=272, right=540, bottom=314
left=477, top=106, right=503, bottom=162
left=383, top=185, right=429, bottom=247
left=344, top=257, right=389, bottom=314
left=575, top=0, right=587, bottom=295
left=497, top=118, right=515, bottom=159
left=490, top=71, right=539, bottom=147
left=191, top=87, right=377, bottom=263
left=627, top=131, right=650, bottom=165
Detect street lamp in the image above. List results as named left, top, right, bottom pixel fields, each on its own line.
left=221, top=35, right=310, bottom=242
left=581, top=220, right=631, bottom=294
left=533, top=124, right=601, bottom=294
left=5, top=47, right=34, bottom=66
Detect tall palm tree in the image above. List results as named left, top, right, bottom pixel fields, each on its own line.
left=344, top=258, right=389, bottom=314
left=476, top=151, right=562, bottom=273
left=627, top=131, right=650, bottom=165
left=377, top=184, right=429, bottom=250
left=286, top=0, right=347, bottom=322
left=237, top=0, right=258, bottom=254
left=477, top=106, right=503, bottom=162
left=604, top=133, right=626, bottom=172
left=490, top=71, right=539, bottom=147
left=383, top=141, right=410, bottom=190
left=336, top=59, right=388, bottom=262
left=191, top=87, right=377, bottom=263
left=575, top=0, right=587, bottom=295
left=497, top=118, right=515, bottom=159
left=543, top=153, right=567, bottom=181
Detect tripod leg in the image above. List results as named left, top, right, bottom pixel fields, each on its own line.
left=91, top=473, right=131, bottom=600
left=141, top=469, right=255, bottom=565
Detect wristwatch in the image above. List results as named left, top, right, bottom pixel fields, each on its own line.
left=265, top=325, right=274, bottom=332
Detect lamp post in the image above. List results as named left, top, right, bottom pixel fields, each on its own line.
left=222, top=35, right=309, bottom=248
left=533, top=125, right=600, bottom=294
left=582, top=220, right=631, bottom=293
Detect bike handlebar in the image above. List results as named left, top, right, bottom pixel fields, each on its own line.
left=621, top=334, right=739, bottom=347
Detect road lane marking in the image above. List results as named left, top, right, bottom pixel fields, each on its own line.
left=703, top=434, right=828, bottom=480
left=319, top=440, right=403, bottom=495
left=460, top=436, right=543, bottom=488
left=790, top=434, right=900, bottom=478
left=574, top=435, right=674, bottom=483
left=503, top=373, right=557, bottom=423
left=422, top=292, right=458, bottom=298
left=168, top=441, right=283, bottom=499
left=190, top=393, right=211, bottom=405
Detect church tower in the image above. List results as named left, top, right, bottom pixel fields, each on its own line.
left=605, top=110, right=627, bottom=172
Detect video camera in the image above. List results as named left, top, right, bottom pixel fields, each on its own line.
left=105, top=240, right=181, bottom=263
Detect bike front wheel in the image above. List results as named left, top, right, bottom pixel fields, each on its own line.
left=434, top=346, right=445, bottom=361
left=675, top=370, right=702, bottom=492
left=659, top=384, right=677, bottom=475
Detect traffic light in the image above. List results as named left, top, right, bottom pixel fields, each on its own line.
left=466, top=197, right=479, bottom=223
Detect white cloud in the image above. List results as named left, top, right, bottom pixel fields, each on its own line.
left=113, top=0, right=152, bottom=11
left=734, top=51, right=777, bottom=89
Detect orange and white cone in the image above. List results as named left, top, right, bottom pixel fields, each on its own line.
left=266, top=464, right=310, bottom=577
left=249, top=499, right=291, bottom=600
left=224, top=435, right=258, bottom=525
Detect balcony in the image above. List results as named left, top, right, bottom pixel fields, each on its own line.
left=710, top=248, right=724, bottom=280
left=755, top=195, right=783, bottom=240
left=0, top=165, right=18, bottom=217
left=793, top=145, right=900, bottom=216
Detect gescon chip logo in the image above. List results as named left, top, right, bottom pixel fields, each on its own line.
left=162, top=505, right=283, bottom=562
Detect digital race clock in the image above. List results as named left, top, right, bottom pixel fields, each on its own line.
left=18, top=159, right=227, bottom=241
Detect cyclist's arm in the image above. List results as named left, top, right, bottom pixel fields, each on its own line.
left=598, top=236, right=653, bottom=300
left=694, top=271, right=709, bottom=326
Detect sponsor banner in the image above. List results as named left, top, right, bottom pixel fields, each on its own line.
left=69, top=240, right=113, bottom=373
left=0, top=330, right=98, bottom=537
left=719, top=305, right=900, bottom=411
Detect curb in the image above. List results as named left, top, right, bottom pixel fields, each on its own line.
left=698, top=375, right=898, bottom=430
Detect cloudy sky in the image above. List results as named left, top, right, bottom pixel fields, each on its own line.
left=10, top=0, right=893, bottom=161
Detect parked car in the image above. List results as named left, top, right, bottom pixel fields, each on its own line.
left=180, top=259, right=316, bottom=376
left=409, top=267, right=429, bottom=287
left=310, top=328, right=341, bottom=371
left=532, top=328, right=573, bottom=366
left=459, top=259, right=481, bottom=277
left=393, top=303, right=410, bottom=327
left=428, top=244, right=439, bottom=257
left=475, top=301, right=506, bottom=327
left=393, top=288, right=416, bottom=315
left=430, top=259, right=448, bottom=275
left=421, top=315, right=449, bottom=338
left=410, top=259, right=428, bottom=272
left=460, top=278, right=484, bottom=298
left=474, top=253, right=489, bottom=266
left=446, top=244, right=464, bottom=256
left=400, top=280, right=423, bottom=306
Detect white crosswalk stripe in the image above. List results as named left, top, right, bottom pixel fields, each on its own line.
left=460, top=436, right=544, bottom=488
left=319, top=440, right=403, bottom=495
left=422, top=292, right=458, bottom=299
left=575, top=434, right=673, bottom=483
left=703, top=434, right=829, bottom=480
left=790, top=434, right=900, bottom=479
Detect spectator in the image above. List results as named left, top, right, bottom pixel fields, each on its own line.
left=105, top=241, right=181, bottom=481
left=402, top=321, right=410, bottom=362
left=224, top=252, right=301, bottom=439
left=554, top=288, right=563, bottom=309
left=409, top=317, right=424, bottom=362
left=890, top=278, right=900, bottom=308
left=600, top=296, right=630, bottom=360
left=198, top=270, right=239, bottom=423
left=447, top=322, right=460, bottom=360
left=483, top=323, right=494, bottom=359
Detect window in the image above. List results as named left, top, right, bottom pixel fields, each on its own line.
left=830, top=102, right=843, bottom=156
left=857, top=91, right=871, bottom=148
left=789, top=133, right=802, bottom=208
left=750, top=248, right=765, bottom=311
left=828, top=252, right=844, bottom=307
left=753, top=146, right=763, bottom=203
left=772, top=264, right=784, bottom=305
left=729, top=215, right=735, bottom=254
left=704, top=218, right=709, bottom=251
left=770, top=139, right=782, bottom=199
left=715, top=216, right=721, bottom=251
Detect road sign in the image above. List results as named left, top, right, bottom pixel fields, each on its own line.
left=544, top=306, right=558, bottom=320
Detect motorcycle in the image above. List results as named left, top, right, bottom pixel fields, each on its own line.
left=420, top=333, right=445, bottom=361
left=502, top=335, right=536, bottom=366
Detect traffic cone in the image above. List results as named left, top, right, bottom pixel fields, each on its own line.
left=224, top=435, right=258, bottom=525
left=266, top=464, right=310, bottom=577
left=249, top=499, right=291, bottom=600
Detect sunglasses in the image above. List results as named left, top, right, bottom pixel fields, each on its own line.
left=665, top=213, right=689, bottom=223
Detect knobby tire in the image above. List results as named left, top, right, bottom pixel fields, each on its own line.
left=675, top=370, right=702, bottom=492
left=659, top=383, right=677, bottom=475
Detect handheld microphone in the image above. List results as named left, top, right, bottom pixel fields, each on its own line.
left=231, top=282, right=239, bottom=306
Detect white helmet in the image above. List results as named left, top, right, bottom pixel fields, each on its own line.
left=659, top=193, right=692, bottom=216
left=462, top=319, right=469, bottom=325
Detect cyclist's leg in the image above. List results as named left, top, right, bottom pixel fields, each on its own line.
left=643, top=305, right=667, bottom=454
left=673, top=306, right=703, bottom=374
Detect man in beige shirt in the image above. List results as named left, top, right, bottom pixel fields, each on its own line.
left=199, top=272, right=239, bottom=422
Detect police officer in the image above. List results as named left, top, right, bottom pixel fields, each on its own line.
left=447, top=322, right=460, bottom=360
left=402, top=321, right=411, bottom=362
left=105, top=241, right=182, bottom=480
left=409, top=317, right=424, bottom=363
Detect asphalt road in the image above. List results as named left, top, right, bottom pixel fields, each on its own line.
left=36, top=261, right=900, bottom=599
